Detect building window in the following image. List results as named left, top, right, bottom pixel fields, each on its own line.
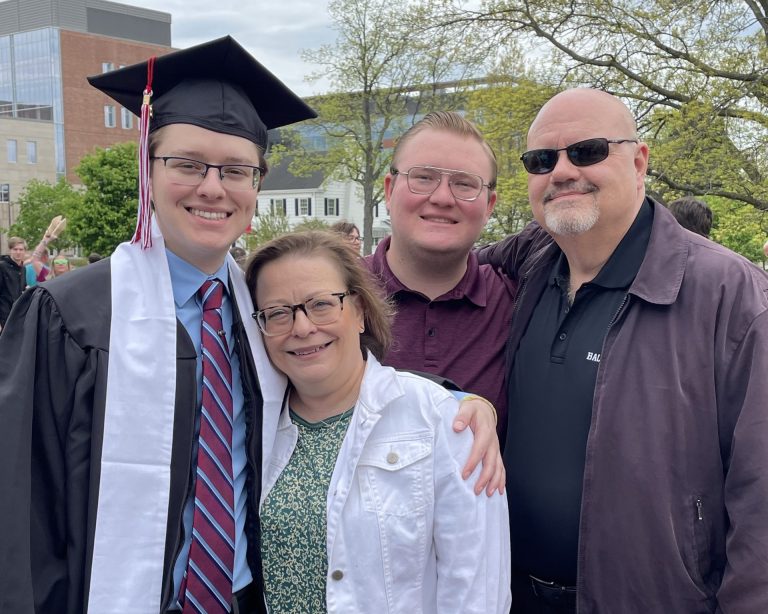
left=7, top=139, right=17, bottom=163
left=104, top=105, right=116, bottom=128
left=324, top=198, right=339, bottom=216
left=121, top=108, right=133, bottom=130
left=295, top=197, right=311, bottom=216
left=102, top=62, right=115, bottom=73
left=270, top=198, right=287, bottom=215
left=26, top=141, right=37, bottom=164
left=0, top=184, right=9, bottom=203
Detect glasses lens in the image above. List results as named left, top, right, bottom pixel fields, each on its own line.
left=53, top=259, right=68, bottom=265
left=305, top=294, right=344, bottom=325
left=567, top=138, right=610, bottom=167
left=257, top=306, right=292, bottom=336
left=448, top=172, right=484, bottom=201
left=220, top=165, right=260, bottom=190
left=406, top=166, right=441, bottom=194
left=521, top=149, right=558, bottom=174
left=164, top=158, right=205, bottom=185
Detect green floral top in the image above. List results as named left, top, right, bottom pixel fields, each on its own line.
left=260, top=407, right=353, bottom=614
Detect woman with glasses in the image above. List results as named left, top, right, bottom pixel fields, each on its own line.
left=246, top=231, right=510, bottom=613
left=330, top=220, right=363, bottom=253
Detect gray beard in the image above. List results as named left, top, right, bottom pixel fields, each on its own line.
left=544, top=202, right=600, bottom=236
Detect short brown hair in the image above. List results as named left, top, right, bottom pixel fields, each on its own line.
left=330, top=220, right=360, bottom=237
left=245, top=231, right=393, bottom=359
left=8, top=237, right=26, bottom=250
left=391, top=111, right=497, bottom=189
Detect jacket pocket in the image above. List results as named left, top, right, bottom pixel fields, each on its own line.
left=688, top=495, right=713, bottom=592
left=357, top=433, right=432, bottom=517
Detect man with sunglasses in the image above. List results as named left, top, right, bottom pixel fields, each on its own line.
left=366, top=111, right=516, bottom=437
left=479, top=88, right=768, bottom=612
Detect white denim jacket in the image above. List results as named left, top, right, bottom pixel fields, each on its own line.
left=260, top=354, right=511, bottom=613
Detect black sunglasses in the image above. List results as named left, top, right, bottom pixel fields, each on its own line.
left=520, top=138, right=638, bottom=174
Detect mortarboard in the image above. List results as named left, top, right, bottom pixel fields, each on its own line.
left=87, top=36, right=316, bottom=246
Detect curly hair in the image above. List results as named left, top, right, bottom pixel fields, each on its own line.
left=245, top=230, right=394, bottom=359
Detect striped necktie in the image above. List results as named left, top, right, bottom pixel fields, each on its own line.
left=183, top=278, right=235, bottom=613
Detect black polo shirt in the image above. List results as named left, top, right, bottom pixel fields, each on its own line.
left=505, top=201, right=653, bottom=585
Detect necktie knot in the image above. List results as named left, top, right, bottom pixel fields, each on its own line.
left=199, top=278, right=224, bottom=311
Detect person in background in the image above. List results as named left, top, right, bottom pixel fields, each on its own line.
left=28, top=216, right=67, bottom=285
left=50, top=255, right=72, bottom=277
left=87, top=252, right=103, bottom=264
left=330, top=220, right=362, bottom=253
left=0, top=236, right=27, bottom=332
left=230, top=245, right=248, bottom=269
left=480, top=88, right=768, bottom=613
left=247, top=230, right=511, bottom=613
left=667, top=196, right=713, bottom=238
left=366, top=111, right=516, bottom=434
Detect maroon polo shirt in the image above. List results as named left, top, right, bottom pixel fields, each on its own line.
left=365, top=236, right=516, bottom=431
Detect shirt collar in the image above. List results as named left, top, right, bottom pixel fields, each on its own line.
left=550, top=199, right=654, bottom=291
left=166, top=249, right=230, bottom=307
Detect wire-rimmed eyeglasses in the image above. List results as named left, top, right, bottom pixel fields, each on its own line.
left=391, top=165, right=493, bottom=201
left=252, top=291, right=353, bottom=336
left=151, top=156, right=265, bottom=190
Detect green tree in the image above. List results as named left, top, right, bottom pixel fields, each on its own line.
left=456, top=0, right=768, bottom=212
left=465, top=78, right=560, bottom=241
left=246, top=209, right=292, bottom=250
left=709, top=197, right=766, bottom=262
left=9, top=178, right=82, bottom=251
left=71, top=142, right=139, bottom=255
left=293, top=218, right=330, bottom=232
left=294, top=0, right=490, bottom=254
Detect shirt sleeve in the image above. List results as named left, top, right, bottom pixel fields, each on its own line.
left=431, top=395, right=512, bottom=613
left=716, top=309, right=768, bottom=612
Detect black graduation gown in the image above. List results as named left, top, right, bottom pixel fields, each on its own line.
left=0, top=259, right=265, bottom=613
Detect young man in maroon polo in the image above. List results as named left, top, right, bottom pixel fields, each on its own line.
left=366, top=111, right=515, bottom=433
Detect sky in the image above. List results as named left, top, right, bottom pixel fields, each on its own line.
left=126, top=0, right=337, bottom=96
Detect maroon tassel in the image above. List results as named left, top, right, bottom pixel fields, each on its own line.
left=133, top=56, right=156, bottom=248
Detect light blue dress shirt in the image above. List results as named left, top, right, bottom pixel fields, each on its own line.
left=166, top=250, right=252, bottom=606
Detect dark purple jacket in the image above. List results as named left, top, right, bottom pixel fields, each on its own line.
left=480, top=200, right=768, bottom=613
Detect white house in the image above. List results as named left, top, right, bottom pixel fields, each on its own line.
left=256, top=157, right=391, bottom=245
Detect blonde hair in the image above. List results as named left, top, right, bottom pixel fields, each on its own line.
left=245, top=231, right=394, bottom=359
left=392, top=111, right=497, bottom=188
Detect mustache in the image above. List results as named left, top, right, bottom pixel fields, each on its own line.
left=543, top=181, right=598, bottom=204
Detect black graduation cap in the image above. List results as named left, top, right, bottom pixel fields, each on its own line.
left=87, top=35, right=316, bottom=150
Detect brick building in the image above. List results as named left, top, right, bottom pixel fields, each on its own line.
left=0, top=0, right=173, bottom=252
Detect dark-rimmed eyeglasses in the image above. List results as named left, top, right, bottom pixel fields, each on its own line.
left=252, top=291, right=353, bottom=336
left=151, top=156, right=265, bottom=190
left=520, top=138, right=638, bottom=175
left=391, top=165, right=493, bottom=201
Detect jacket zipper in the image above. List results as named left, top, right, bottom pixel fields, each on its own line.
left=696, top=498, right=703, bottom=521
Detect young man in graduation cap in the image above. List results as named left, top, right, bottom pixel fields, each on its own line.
left=0, top=37, right=501, bottom=614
